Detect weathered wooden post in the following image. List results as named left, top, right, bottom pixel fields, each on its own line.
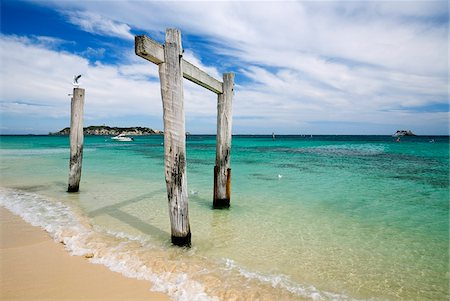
left=67, top=88, right=85, bottom=192
left=214, top=73, right=234, bottom=208
left=158, top=29, right=191, bottom=246
left=135, top=29, right=235, bottom=246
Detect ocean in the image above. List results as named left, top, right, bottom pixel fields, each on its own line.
left=0, top=134, right=448, bottom=300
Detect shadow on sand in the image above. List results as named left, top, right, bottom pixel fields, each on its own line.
left=88, top=190, right=169, bottom=241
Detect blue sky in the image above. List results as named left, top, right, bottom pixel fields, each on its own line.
left=0, top=0, right=448, bottom=135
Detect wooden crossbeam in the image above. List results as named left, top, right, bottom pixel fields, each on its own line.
left=135, top=35, right=223, bottom=94
left=135, top=29, right=235, bottom=247
left=182, top=60, right=223, bottom=94
left=135, top=35, right=164, bottom=64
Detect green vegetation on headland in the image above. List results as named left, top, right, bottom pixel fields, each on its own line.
left=49, top=126, right=162, bottom=136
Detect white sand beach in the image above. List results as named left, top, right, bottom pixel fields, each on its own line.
left=0, top=206, right=170, bottom=301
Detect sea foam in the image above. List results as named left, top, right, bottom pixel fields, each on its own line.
left=223, top=259, right=357, bottom=301
left=0, top=187, right=357, bottom=301
left=0, top=187, right=216, bottom=301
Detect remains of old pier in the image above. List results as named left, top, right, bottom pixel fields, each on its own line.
left=213, top=73, right=234, bottom=208
left=67, top=88, right=85, bottom=192
left=135, top=28, right=234, bottom=246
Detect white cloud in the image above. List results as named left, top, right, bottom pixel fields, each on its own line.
left=65, top=11, right=134, bottom=40
left=33, top=35, right=74, bottom=48
left=36, top=1, right=448, bottom=77
left=34, top=1, right=448, bottom=76
left=4, top=1, right=449, bottom=134
left=0, top=35, right=158, bottom=119
left=0, top=35, right=220, bottom=128
left=80, top=47, right=106, bottom=58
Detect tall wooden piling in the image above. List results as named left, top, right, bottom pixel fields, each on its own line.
left=135, top=29, right=236, bottom=245
left=67, top=88, right=85, bottom=192
left=214, top=73, right=234, bottom=208
left=158, top=29, right=191, bottom=246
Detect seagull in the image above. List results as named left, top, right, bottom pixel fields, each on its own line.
left=72, top=74, right=82, bottom=87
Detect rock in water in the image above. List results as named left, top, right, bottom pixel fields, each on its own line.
left=393, top=130, right=416, bottom=137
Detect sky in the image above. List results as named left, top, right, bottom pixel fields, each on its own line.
left=0, top=0, right=448, bottom=135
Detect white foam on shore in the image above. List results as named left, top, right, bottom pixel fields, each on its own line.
left=0, top=187, right=359, bottom=301
left=0, top=187, right=217, bottom=301
left=223, top=259, right=357, bottom=301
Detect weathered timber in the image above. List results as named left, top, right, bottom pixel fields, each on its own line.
left=135, top=35, right=164, bottom=64
left=158, top=29, right=191, bottom=247
left=135, top=35, right=223, bottom=94
left=67, top=88, right=85, bottom=192
left=226, top=168, right=231, bottom=199
left=213, top=73, right=234, bottom=208
left=136, top=29, right=236, bottom=245
left=183, top=60, right=223, bottom=94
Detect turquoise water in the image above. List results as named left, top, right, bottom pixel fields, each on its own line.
left=0, top=135, right=448, bottom=300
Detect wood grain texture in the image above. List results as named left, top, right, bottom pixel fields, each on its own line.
left=158, top=29, right=191, bottom=246
left=135, top=35, right=164, bottom=65
left=135, top=35, right=223, bottom=94
left=68, top=88, right=84, bottom=192
left=214, top=73, right=234, bottom=208
left=182, top=60, right=223, bottom=94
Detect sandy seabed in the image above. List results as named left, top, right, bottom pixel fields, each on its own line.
left=0, top=206, right=170, bottom=301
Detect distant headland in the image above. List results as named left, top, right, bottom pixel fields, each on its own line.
left=49, top=126, right=162, bottom=136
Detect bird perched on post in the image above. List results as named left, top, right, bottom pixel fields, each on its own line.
left=72, top=74, right=82, bottom=87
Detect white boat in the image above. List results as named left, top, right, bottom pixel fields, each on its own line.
left=111, top=133, right=134, bottom=142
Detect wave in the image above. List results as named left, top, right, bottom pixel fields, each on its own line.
left=0, top=187, right=216, bottom=301
left=223, top=259, right=357, bottom=301
left=0, top=187, right=357, bottom=301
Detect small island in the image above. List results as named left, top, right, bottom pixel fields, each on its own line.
left=392, top=130, right=416, bottom=137
left=49, top=125, right=162, bottom=136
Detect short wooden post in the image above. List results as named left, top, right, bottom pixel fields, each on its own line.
left=213, top=73, right=234, bottom=208
left=67, top=88, right=85, bottom=192
left=158, top=29, right=191, bottom=246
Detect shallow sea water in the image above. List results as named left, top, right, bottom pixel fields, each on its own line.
left=0, top=135, right=448, bottom=300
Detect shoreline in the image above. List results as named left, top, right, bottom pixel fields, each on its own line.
left=0, top=206, right=170, bottom=301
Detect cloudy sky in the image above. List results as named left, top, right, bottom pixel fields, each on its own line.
left=0, top=0, right=448, bottom=135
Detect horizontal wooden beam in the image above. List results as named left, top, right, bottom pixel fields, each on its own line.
left=182, top=60, right=223, bottom=94
left=135, top=35, right=223, bottom=94
left=135, top=35, right=164, bottom=64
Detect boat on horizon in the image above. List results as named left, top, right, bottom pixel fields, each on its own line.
left=111, top=133, right=134, bottom=142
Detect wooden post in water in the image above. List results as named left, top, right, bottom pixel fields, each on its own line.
left=135, top=29, right=235, bottom=245
left=214, top=73, right=234, bottom=208
left=158, top=29, right=191, bottom=246
left=67, top=88, right=85, bottom=192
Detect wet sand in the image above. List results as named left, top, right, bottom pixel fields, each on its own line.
left=0, top=206, right=170, bottom=301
